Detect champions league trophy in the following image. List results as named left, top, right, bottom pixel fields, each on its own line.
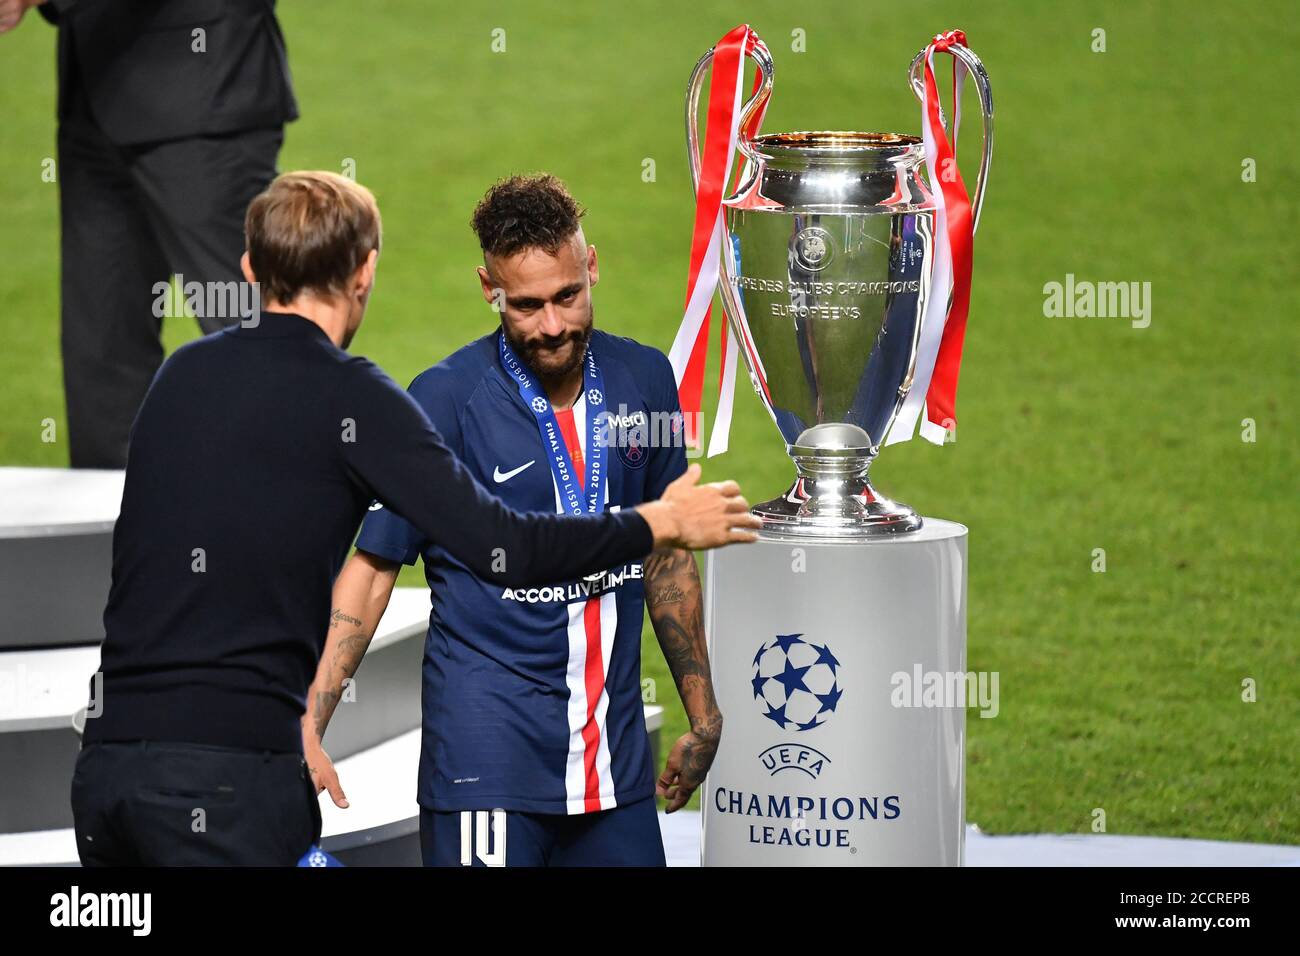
left=673, top=26, right=992, bottom=866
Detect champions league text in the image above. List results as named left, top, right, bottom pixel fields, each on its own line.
left=713, top=787, right=902, bottom=849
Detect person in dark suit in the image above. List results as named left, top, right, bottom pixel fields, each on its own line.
left=1, top=0, right=297, bottom=467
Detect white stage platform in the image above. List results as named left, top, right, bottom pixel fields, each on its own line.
left=0, top=467, right=124, bottom=538
left=658, top=812, right=1300, bottom=867
left=0, top=467, right=124, bottom=649
left=8, top=811, right=1297, bottom=868
left=0, top=708, right=667, bottom=867
left=0, top=579, right=667, bottom=865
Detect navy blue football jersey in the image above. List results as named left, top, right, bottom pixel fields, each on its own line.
left=356, top=329, right=688, bottom=814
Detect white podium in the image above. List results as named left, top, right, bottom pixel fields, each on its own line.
left=0, top=467, right=124, bottom=649
left=701, top=519, right=967, bottom=866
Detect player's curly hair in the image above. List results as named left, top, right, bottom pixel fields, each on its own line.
left=471, top=174, right=586, bottom=259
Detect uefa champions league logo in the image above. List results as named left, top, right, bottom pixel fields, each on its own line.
left=530, top=396, right=549, bottom=413
left=296, top=845, right=342, bottom=867
left=751, top=634, right=842, bottom=731
left=586, top=387, right=603, bottom=405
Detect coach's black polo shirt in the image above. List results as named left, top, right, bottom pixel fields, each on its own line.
left=83, top=311, right=653, bottom=753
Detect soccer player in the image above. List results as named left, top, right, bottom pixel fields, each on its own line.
left=304, top=175, right=727, bottom=866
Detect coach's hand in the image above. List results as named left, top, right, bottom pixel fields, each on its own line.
left=639, top=463, right=761, bottom=550
left=304, top=736, right=349, bottom=809
left=657, top=725, right=721, bottom=813
left=0, top=0, right=42, bottom=35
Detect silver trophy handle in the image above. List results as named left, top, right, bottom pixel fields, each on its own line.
left=908, top=41, right=993, bottom=233
left=685, top=40, right=775, bottom=203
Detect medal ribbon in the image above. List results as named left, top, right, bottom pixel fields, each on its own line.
left=499, top=332, right=606, bottom=515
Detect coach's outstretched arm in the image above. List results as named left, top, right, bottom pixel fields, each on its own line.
left=338, top=357, right=760, bottom=588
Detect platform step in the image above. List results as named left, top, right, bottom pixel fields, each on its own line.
left=1, top=706, right=665, bottom=866
left=0, top=468, right=124, bottom=650
left=0, top=589, right=431, bottom=833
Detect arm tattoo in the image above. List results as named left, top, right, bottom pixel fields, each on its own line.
left=311, top=618, right=374, bottom=738
left=312, top=688, right=341, bottom=739
left=330, top=608, right=362, bottom=629
left=647, top=581, right=685, bottom=607
left=336, top=632, right=370, bottom=678
left=644, top=546, right=720, bottom=736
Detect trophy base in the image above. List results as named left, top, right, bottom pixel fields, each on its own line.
left=701, top=521, right=969, bottom=865
left=754, top=423, right=922, bottom=538
left=752, top=475, right=922, bottom=539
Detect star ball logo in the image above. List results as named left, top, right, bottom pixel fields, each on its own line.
left=751, top=633, right=842, bottom=732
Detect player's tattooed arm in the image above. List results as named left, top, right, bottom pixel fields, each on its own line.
left=645, top=544, right=722, bottom=811
left=303, top=551, right=401, bottom=743
left=303, top=551, right=401, bottom=807
left=310, top=628, right=372, bottom=738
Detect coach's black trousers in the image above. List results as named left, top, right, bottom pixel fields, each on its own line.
left=56, top=87, right=282, bottom=468
left=71, top=740, right=321, bottom=867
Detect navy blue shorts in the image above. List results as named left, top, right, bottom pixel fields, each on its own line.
left=419, top=796, right=666, bottom=867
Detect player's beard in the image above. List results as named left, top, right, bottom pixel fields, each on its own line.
left=504, top=306, right=594, bottom=388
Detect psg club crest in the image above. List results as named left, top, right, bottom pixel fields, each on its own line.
left=618, top=433, right=647, bottom=470
left=751, top=633, right=842, bottom=732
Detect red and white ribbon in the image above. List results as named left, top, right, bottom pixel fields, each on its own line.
left=669, top=25, right=770, bottom=457
left=886, top=29, right=976, bottom=447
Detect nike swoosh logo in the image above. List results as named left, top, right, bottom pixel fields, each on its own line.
left=493, top=460, right=536, bottom=483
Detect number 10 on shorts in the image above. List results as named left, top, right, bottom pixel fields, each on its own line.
left=460, top=809, right=507, bottom=866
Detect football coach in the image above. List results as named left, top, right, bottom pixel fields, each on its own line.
left=69, top=171, right=760, bottom=866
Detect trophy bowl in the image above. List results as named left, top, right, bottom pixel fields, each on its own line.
left=686, top=40, right=992, bottom=538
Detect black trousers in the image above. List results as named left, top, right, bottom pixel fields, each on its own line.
left=56, top=90, right=282, bottom=468
left=71, top=740, right=321, bottom=867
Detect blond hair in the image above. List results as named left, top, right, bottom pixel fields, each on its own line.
left=244, top=171, right=382, bottom=304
